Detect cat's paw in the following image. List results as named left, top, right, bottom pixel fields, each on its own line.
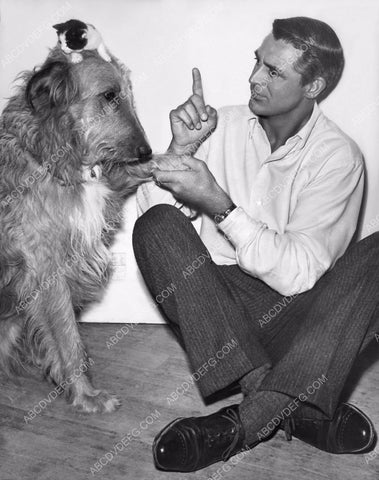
left=71, top=52, right=84, bottom=64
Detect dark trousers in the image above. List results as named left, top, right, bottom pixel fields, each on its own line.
left=132, top=205, right=379, bottom=418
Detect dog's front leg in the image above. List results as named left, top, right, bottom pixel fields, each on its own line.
left=27, top=278, right=120, bottom=413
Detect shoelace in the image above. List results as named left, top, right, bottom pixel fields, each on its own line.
left=220, top=408, right=243, bottom=462
left=283, top=416, right=296, bottom=441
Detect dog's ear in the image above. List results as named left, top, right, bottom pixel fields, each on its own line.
left=25, top=61, right=83, bottom=184
left=25, top=61, right=79, bottom=113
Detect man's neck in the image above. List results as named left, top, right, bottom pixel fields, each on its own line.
left=258, top=100, right=315, bottom=153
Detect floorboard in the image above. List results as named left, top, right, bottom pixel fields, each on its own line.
left=0, top=324, right=378, bottom=480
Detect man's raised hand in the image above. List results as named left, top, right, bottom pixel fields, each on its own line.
left=169, top=68, right=217, bottom=155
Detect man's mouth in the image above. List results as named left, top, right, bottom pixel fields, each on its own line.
left=250, top=92, right=265, bottom=101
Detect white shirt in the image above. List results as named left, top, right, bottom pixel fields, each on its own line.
left=137, top=103, right=364, bottom=296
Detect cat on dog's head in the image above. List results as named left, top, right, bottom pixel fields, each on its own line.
left=53, top=19, right=111, bottom=63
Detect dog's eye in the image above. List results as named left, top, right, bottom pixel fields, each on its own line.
left=104, top=91, right=116, bottom=102
left=90, top=165, right=102, bottom=180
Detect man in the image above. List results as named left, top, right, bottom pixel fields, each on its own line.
left=132, top=16, right=379, bottom=472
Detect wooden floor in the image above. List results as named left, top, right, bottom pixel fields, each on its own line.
left=0, top=324, right=379, bottom=480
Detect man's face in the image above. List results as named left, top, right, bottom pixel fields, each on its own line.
left=248, top=33, right=309, bottom=117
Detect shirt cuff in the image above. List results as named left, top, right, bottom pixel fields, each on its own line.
left=217, top=206, right=267, bottom=246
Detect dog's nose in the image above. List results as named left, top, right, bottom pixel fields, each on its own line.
left=136, top=145, right=152, bottom=158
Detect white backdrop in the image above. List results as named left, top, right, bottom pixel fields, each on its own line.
left=1, top=0, right=379, bottom=323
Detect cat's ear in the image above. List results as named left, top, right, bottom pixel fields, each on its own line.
left=53, top=23, right=64, bottom=32
left=25, top=61, right=79, bottom=113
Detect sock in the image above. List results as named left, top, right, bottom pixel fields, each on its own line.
left=238, top=389, right=293, bottom=444
left=239, top=389, right=328, bottom=445
left=239, top=363, right=271, bottom=397
left=290, top=403, right=328, bottom=420
left=238, top=365, right=329, bottom=445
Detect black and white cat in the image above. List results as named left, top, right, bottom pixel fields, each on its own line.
left=53, top=19, right=111, bottom=63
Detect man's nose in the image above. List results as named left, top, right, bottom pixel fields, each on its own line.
left=249, top=67, right=268, bottom=96
left=249, top=64, right=267, bottom=86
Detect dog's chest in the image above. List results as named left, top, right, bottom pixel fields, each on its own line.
left=69, top=182, right=111, bottom=249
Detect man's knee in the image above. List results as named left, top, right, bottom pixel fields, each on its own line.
left=364, top=231, right=379, bottom=250
left=353, top=231, right=379, bottom=259
left=134, top=204, right=186, bottom=232
left=132, top=205, right=188, bottom=253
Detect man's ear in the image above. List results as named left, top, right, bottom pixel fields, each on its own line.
left=304, top=77, right=327, bottom=100
left=25, top=61, right=79, bottom=113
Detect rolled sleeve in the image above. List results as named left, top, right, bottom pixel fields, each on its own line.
left=218, top=206, right=267, bottom=246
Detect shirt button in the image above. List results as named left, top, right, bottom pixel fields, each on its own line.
left=256, top=199, right=262, bottom=206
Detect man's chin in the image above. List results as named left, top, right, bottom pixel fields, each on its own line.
left=248, top=97, right=267, bottom=115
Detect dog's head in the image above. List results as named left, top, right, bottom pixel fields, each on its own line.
left=24, top=46, right=152, bottom=190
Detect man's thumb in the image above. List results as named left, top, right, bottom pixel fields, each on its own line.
left=205, top=105, right=217, bottom=117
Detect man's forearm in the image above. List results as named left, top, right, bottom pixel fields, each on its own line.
left=168, top=130, right=213, bottom=157
left=199, top=186, right=234, bottom=217
left=167, top=139, right=194, bottom=155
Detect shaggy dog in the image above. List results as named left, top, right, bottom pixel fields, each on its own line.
left=0, top=42, right=154, bottom=412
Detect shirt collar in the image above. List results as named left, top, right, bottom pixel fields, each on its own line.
left=291, top=102, right=321, bottom=149
left=248, top=101, right=322, bottom=150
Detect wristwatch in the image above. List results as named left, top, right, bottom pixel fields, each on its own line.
left=213, top=203, right=237, bottom=224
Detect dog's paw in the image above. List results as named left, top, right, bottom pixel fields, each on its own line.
left=151, top=153, right=191, bottom=171
left=73, top=389, right=121, bottom=413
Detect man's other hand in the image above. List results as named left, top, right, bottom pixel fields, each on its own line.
left=151, top=155, right=232, bottom=216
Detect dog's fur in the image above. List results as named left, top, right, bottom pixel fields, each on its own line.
left=0, top=45, right=154, bottom=412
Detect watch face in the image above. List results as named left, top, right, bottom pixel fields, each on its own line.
left=213, top=204, right=237, bottom=224
left=214, top=213, right=224, bottom=224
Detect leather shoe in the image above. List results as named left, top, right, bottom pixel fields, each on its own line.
left=152, top=404, right=247, bottom=472
left=282, top=402, right=377, bottom=454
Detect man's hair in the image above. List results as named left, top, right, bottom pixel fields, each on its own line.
left=272, top=17, right=344, bottom=101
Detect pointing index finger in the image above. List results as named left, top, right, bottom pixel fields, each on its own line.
left=192, top=67, right=204, bottom=99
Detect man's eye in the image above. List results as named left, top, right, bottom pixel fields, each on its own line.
left=104, top=90, right=116, bottom=101
left=269, top=69, right=278, bottom=78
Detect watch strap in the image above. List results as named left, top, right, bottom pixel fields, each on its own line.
left=213, top=203, right=237, bottom=224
